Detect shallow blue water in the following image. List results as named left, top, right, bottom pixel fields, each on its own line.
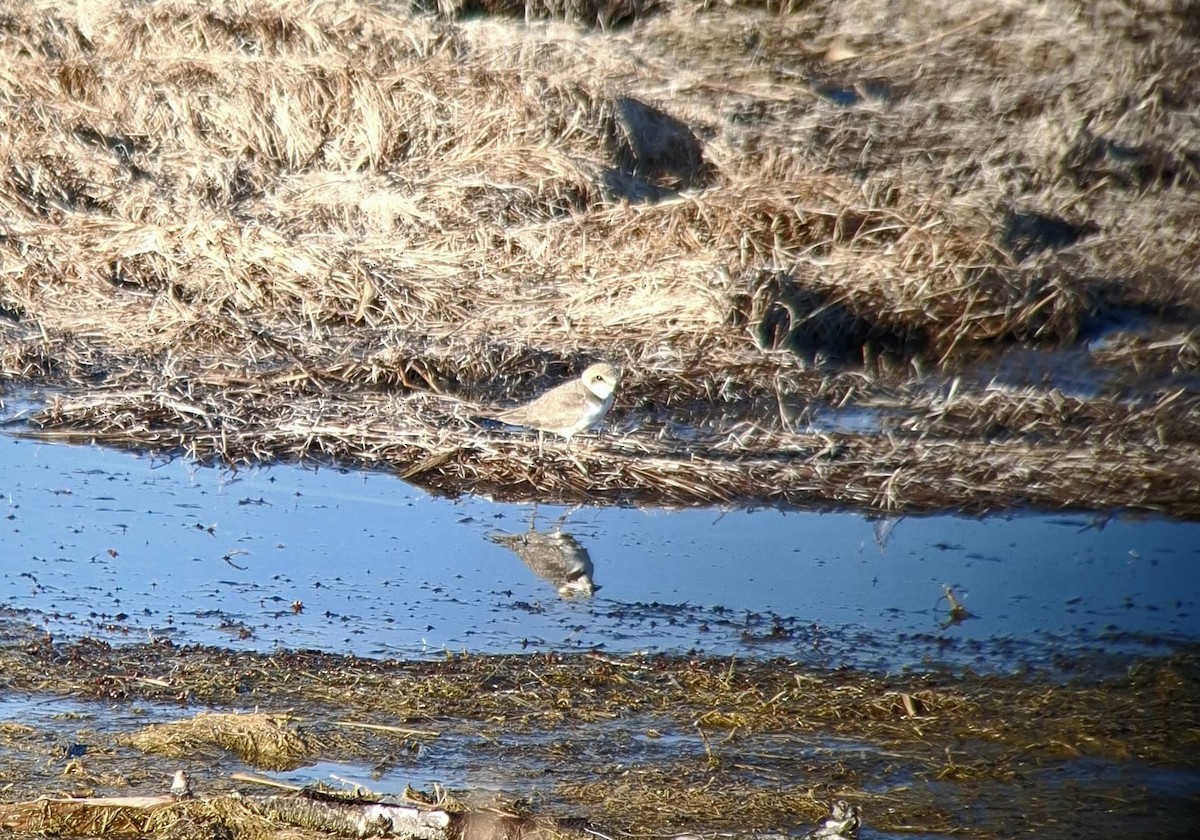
left=1, top=435, right=1196, bottom=670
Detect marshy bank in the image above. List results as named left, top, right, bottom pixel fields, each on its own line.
left=0, top=0, right=1197, bottom=515
left=2, top=0, right=1199, bottom=837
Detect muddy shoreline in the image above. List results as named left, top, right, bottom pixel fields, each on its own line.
left=1, top=628, right=1198, bottom=838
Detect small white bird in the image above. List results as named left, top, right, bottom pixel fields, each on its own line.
left=170, top=769, right=192, bottom=800
left=803, top=800, right=861, bottom=840
left=491, top=363, right=620, bottom=440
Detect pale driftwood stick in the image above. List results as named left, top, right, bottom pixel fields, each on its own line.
left=254, top=794, right=599, bottom=840
left=3, top=794, right=175, bottom=809
left=252, top=794, right=454, bottom=840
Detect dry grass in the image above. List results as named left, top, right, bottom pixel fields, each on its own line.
left=118, top=712, right=320, bottom=771
left=1, top=0, right=1197, bottom=516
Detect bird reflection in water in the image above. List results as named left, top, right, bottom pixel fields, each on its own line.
left=489, top=508, right=597, bottom=598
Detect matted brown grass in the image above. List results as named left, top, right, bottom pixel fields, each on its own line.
left=118, top=712, right=320, bottom=771
left=1, top=0, right=1197, bottom=516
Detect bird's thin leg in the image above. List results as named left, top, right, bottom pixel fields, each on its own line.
left=563, top=438, right=587, bottom=474
left=554, top=503, right=583, bottom=531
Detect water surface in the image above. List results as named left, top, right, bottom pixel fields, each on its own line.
left=2, top=435, right=1196, bottom=671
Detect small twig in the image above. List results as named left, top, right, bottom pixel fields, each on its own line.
left=230, top=772, right=302, bottom=791
left=332, top=720, right=441, bottom=739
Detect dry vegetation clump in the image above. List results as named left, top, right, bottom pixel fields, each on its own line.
left=118, top=712, right=319, bottom=771
left=0, top=799, right=191, bottom=838
left=0, top=0, right=1197, bottom=516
